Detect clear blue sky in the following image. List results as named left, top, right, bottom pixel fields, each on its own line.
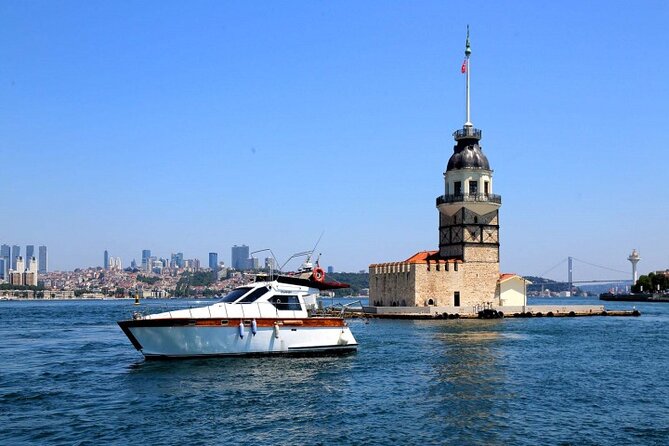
left=1, top=1, right=667, bottom=281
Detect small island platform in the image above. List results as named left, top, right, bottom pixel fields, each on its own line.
left=324, top=304, right=640, bottom=319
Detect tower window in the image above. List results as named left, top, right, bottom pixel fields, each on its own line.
left=469, top=180, right=478, bottom=194
left=454, top=181, right=462, bottom=195
left=484, top=181, right=489, bottom=195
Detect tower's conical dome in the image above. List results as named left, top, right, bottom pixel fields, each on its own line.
left=446, top=139, right=490, bottom=171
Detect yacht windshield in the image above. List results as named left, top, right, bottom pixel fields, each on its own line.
left=218, top=287, right=252, bottom=303
left=238, top=286, right=270, bottom=303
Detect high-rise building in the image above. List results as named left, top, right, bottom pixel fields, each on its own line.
left=38, top=245, right=47, bottom=273
left=11, top=245, right=20, bottom=270
left=209, top=252, right=218, bottom=271
left=25, top=257, right=38, bottom=286
left=327, top=266, right=334, bottom=274
left=265, top=257, right=276, bottom=270
left=0, top=244, right=9, bottom=279
left=231, top=245, right=250, bottom=270
left=0, top=258, right=6, bottom=280
left=26, top=245, right=35, bottom=263
left=15, top=256, right=25, bottom=273
left=246, top=257, right=259, bottom=270
left=9, top=257, right=25, bottom=285
left=141, top=249, right=151, bottom=271
left=104, top=250, right=110, bottom=270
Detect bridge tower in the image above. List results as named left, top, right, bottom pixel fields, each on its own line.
left=568, top=256, right=573, bottom=295
left=628, top=249, right=641, bottom=284
left=437, top=26, right=501, bottom=263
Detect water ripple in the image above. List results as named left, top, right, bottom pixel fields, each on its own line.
left=1, top=299, right=668, bottom=445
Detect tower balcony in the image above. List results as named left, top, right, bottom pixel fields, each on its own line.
left=436, top=193, right=501, bottom=216
left=453, top=127, right=482, bottom=141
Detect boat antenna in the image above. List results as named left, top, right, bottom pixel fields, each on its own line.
left=306, top=231, right=325, bottom=263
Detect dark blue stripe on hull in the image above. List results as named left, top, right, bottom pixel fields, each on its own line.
left=142, top=344, right=358, bottom=360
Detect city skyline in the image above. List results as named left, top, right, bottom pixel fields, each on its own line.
left=0, top=243, right=48, bottom=277
left=2, top=1, right=668, bottom=281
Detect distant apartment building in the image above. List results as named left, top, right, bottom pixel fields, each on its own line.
left=265, top=257, right=276, bottom=270
left=26, top=245, right=35, bottom=263
left=141, top=249, right=151, bottom=270
left=209, top=252, right=218, bottom=271
left=171, top=252, right=184, bottom=269
left=104, top=250, right=110, bottom=270
left=247, top=257, right=259, bottom=270
left=9, top=256, right=26, bottom=286
left=11, top=245, right=20, bottom=270
left=184, top=258, right=200, bottom=271
left=38, top=245, right=47, bottom=273
left=327, top=266, right=334, bottom=274
left=0, top=244, right=9, bottom=279
left=25, top=257, right=38, bottom=286
left=109, top=257, right=122, bottom=271
left=231, top=245, right=250, bottom=270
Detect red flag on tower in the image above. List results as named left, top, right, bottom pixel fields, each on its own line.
left=461, top=59, right=467, bottom=74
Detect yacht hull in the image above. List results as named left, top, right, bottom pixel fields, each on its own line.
left=118, top=318, right=358, bottom=358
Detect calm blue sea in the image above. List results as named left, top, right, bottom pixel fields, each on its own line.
left=1, top=297, right=668, bottom=446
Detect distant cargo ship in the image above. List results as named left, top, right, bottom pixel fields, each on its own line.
left=599, top=293, right=669, bottom=303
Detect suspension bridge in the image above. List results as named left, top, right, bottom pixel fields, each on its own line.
left=532, top=256, right=631, bottom=292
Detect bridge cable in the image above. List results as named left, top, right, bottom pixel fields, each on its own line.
left=571, top=257, right=628, bottom=276
left=538, top=258, right=568, bottom=278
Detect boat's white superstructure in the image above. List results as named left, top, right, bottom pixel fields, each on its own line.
left=118, top=271, right=357, bottom=358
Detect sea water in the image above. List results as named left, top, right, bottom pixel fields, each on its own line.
left=1, top=298, right=668, bottom=445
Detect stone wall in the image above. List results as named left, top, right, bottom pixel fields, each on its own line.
left=369, top=260, right=499, bottom=308
left=368, top=263, right=415, bottom=307
left=463, top=245, right=499, bottom=263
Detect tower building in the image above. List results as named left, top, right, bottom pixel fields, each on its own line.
left=369, top=29, right=520, bottom=310
left=25, top=257, right=38, bottom=286
left=231, top=245, right=250, bottom=271
left=0, top=244, right=10, bottom=279
left=141, top=249, right=151, bottom=271
left=209, top=252, right=219, bottom=270
left=26, top=245, right=35, bottom=263
left=628, top=249, right=641, bottom=284
left=11, top=245, right=20, bottom=270
left=38, top=245, right=47, bottom=273
left=436, top=29, right=501, bottom=263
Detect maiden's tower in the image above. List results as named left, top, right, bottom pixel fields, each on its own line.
left=369, top=29, right=525, bottom=311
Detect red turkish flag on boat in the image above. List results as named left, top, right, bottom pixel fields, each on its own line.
left=461, top=59, right=467, bottom=73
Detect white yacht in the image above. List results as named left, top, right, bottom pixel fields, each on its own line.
left=118, top=266, right=358, bottom=359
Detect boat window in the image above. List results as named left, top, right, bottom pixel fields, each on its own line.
left=269, top=295, right=302, bottom=311
left=238, top=286, right=270, bottom=303
left=218, top=287, right=252, bottom=303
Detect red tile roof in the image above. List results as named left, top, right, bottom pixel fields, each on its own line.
left=369, top=251, right=461, bottom=267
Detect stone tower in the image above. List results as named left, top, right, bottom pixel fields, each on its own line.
left=436, top=27, right=501, bottom=264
